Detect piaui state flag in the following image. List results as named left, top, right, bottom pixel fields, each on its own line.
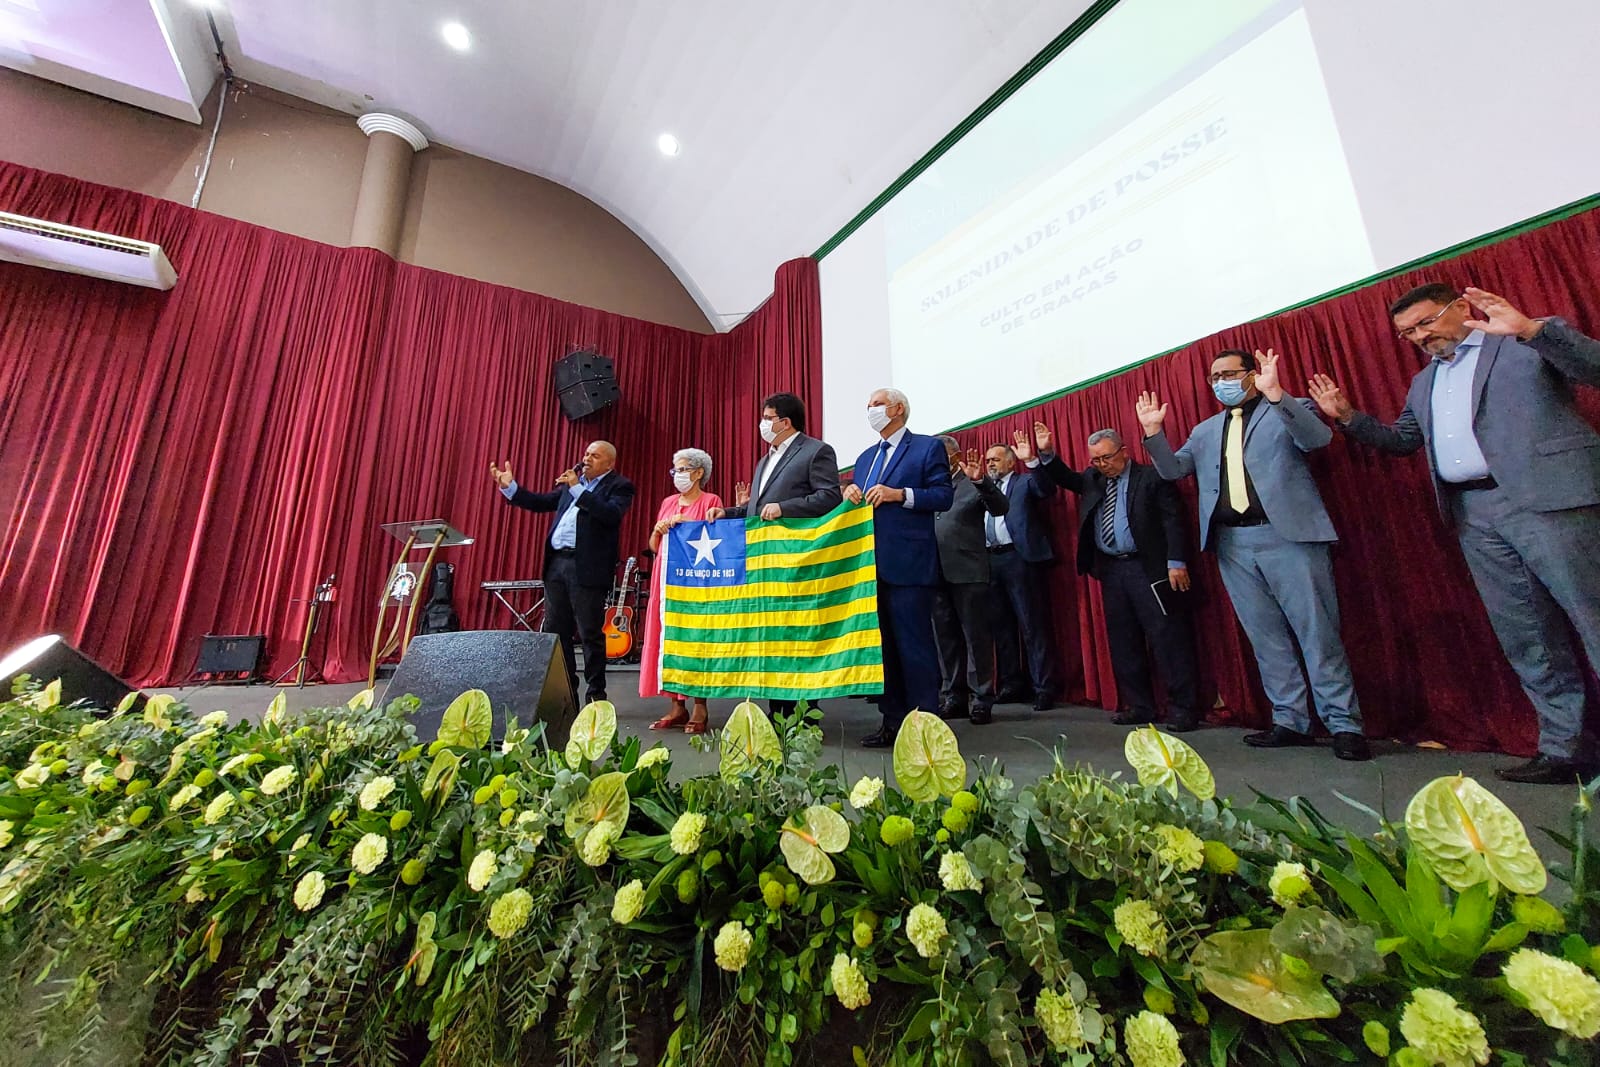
left=659, top=503, right=884, bottom=699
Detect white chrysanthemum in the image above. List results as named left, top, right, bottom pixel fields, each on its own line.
left=358, top=775, right=396, bottom=811
left=14, top=764, right=50, bottom=790
left=670, top=811, right=707, bottom=855
left=1503, top=949, right=1600, bottom=1039
left=488, top=888, right=534, bottom=939
left=1399, top=988, right=1490, bottom=1067
left=938, top=851, right=984, bottom=892
left=849, top=776, right=884, bottom=809
left=579, top=821, right=621, bottom=867
left=350, top=832, right=388, bottom=875
left=218, top=753, right=253, bottom=777
left=170, top=783, right=201, bottom=809
left=612, top=880, right=646, bottom=924
left=1125, top=1011, right=1183, bottom=1067
left=294, top=871, right=326, bottom=911
left=905, top=903, right=948, bottom=959
left=830, top=953, right=872, bottom=1010
left=202, top=792, right=236, bottom=824
left=468, top=849, right=499, bottom=892
left=260, top=765, right=298, bottom=796
left=636, top=747, right=670, bottom=769
left=714, top=921, right=753, bottom=971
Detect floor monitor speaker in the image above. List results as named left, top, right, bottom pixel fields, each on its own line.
left=0, top=635, right=138, bottom=712
left=382, top=630, right=579, bottom=744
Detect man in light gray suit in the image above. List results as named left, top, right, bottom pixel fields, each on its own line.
left=1137, top=348, right=1370, bottom=761
left=711, top=392, right=842, bottom=523
left=932, top=436, right=1009, bottom=724
left=1310, top=284, right=1600, bottom=784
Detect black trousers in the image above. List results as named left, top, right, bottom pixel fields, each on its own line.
left=1098, top=555, right=1198, bottom=722
left=989, top=549, right=1058, bottom=698
left=542, top=552, right=609, bottom=699
left=931, top=581, right=996, bottom=710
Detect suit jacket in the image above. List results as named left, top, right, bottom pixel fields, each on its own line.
left=1040, top=456, right=1187, bottom=583
left=723, top=432, right=842, bottom=520
left=995, top=466, right=1058, bottom=563
left=1339, top=319, right=1600, bottom=525
left=934, top=473, right=1008, bottom=585
left=504, top=471, right=637, bottom=588
left=1145, top=396, right=1335, bottom=551
left=853, top=431, right=955, bottom=586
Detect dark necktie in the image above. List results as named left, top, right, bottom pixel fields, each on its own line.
left=862, top=441, right=890, bottom=490
left=1100, top=475, right=1119, bottom=549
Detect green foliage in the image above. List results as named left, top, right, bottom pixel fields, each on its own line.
left=0, top=676, right=1597, bottom=1066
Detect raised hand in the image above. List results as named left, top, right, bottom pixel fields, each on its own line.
left=489, top=460, right=514, bottom=489
left=1136, top=391, right=1169, bottom=436
left=842, top=482, right=865, bottom=505
left=959, top=447, right=985, bottom=482
left=1033, top=421, right=1055, bottom=456
left=1253, top=348, right=1284, bottom=402
left=760, top=503, right=783, bottom=521
left=1011, top=428, right=1034, bottom=463
left=1307, top=373, right=1354, bottom=422
left=734, top=481, right=751, bottom=506
left=1462, top=286, right=1543, bottom=340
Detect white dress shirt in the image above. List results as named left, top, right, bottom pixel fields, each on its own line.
left=1429, top=329, right=1492, bottom=482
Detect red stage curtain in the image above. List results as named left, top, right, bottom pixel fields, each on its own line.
left=947, top=210, right=1600, bottom=756
left=0, top=162, right=819, bottom=689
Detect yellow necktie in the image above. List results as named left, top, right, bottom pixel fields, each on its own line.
left=1226, top=408, right=1250, bottom=513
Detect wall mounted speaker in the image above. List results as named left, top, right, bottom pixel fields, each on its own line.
left=382, top=630, right=578, bottom=744
left=553, top=348, right=619, bottom=420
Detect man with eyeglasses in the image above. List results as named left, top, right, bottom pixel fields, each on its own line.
left=1136, top=349, right=1370, bottom=761
left=1030, top=422, right=1200, bottom=732
left=1309, top=284, right=1600, bottom=785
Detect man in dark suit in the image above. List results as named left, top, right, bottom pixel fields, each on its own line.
left=710, top=392, right=842, bottom=715
left=490, top=440, right=636, bottom=704
left=1138, top=348, right=1370, bottom=761
left=1032, top=422, right=1200, bottom=731
left=1310, top=284, right=1600, bottom=784
left=711, top=392, right=841, bottom=522
left=985, top=434, right=1060, bottom=710
left=932, top=436, right=1008, bottom=725
left=843, top=388, right=954, bottom=746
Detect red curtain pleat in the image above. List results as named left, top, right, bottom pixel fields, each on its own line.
left=3, top=158, right=1596, bottom=756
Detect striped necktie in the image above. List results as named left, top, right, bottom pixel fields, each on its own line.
left=1100, top=475, right=1119, bottom=549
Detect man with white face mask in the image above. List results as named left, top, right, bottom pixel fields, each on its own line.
left=710, top=392, right=841, bottom=523
left=844, top=388, right=954, bottom=746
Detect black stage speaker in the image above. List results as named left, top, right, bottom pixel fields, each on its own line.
left=194, top=634, right=265, bottom=679
left=382, top=630, right=579, bottom=745
left=553, top=348, right=619, bottom=420
left=0, top=635, right=139, bottom=711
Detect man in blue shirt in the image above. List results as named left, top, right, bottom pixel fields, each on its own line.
left=490, top=441, right=636, bottom=704
left=1311, top=283, right=1600, bottom=784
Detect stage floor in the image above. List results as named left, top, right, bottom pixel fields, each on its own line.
left=150, top=673, right=1594, bottom=863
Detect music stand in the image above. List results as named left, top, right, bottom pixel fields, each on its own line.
left=273, top=575, right=336, bottom=688
left=368, top=520, right=473, bottom=686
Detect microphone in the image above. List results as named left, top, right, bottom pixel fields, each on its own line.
left=557, top=458, right=585, bottom=485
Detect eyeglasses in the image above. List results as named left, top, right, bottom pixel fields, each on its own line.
left=669, top=467, right=697, bottom=476
left=1395, top=299, right=1460, bottom=339
left=1207, top=368, right=1250, bottom=384
left=1089, top=447, right=1125, bottom=467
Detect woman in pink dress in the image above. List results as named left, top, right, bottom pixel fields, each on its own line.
left=641, top=448, right=722, bottom=733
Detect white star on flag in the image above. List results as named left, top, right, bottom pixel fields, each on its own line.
left=687, top=527, right=722, bottom=565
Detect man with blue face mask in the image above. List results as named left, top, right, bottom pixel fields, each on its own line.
left=1136, top=349, right=1370, bottom=761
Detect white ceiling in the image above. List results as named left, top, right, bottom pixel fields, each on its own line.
left=4, top=0, right=1097, bottom=329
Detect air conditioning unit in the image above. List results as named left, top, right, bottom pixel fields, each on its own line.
left=0, top=212, right=177, bottom=290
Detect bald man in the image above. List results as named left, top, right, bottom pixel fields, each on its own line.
left=491, top=440, right=636, bottom=703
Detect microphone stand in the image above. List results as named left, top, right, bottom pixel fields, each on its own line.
left=274, top=574, right=336, bottom=688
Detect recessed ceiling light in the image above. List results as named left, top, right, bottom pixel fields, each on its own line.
left=440, top=21, right=471, bottom=51
left=657, top=133, right=681, bottom=157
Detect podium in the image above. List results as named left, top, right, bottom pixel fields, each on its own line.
left=368, top=520, right=473, bottom=687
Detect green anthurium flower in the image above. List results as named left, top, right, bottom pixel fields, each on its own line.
left=437, top=690, right=494, bottom=749
left=1191, top=929, right=1341, bottom=1024
left=564, top=700, right=618, bottom=767
left=1404, top=774, right=1546, bottom=895
left=564, top=771, right=631, bottom=841
left=779, top=804, right=851, bottom=885
left=719, top=701, right=781, bottom=779
left=892, top=710, right=967, bottom=803
left=1125, top=726, right=1215, bottom=801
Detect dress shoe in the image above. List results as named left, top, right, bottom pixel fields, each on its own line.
left=1494, top=755, right=1597, bottom=785
left=937, top=701, right=969, bottom=720
left=858, top=730, right=893, bottom=749
left=1112, top=710, right=1156, bottom=726
left=1331, top=732, right=1371, bottom=762
left=1032, top=695, right=1055, bottom=712
left=968, top=707, right=993, bottom=725
left=1243, top=725, right=1314, bottom=749
left=1164, top=717, right=1200, bottom=734
left=995, top=688, right=1029, bottom=704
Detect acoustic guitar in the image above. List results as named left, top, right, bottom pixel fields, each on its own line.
left=603, top=557, right=638, bottom=660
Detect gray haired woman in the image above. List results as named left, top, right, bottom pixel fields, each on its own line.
left=641, top=448, right=723, bottom=733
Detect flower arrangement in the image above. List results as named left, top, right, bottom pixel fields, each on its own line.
left=0, top=677, right=1597, bottom=1066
